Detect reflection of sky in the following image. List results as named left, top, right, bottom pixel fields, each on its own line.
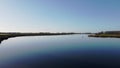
left=0, top=35, right=120, bottom=67
left=0, top=0, right=120, bottom=32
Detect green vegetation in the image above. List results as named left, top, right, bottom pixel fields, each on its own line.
left=88, top=31, right=120, bottom=38
left=0, top=32, right=77, bottom=38
left=0, top=32, right=78, bottom=44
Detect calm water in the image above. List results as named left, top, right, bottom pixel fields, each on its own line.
left=0, top=35, right=120, bottom=68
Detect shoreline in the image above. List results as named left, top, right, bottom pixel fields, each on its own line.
left=88, top=31, right=120, bottom=38
left=88, top=34, right=120, bottom=38
left=0, top=32, right=78, bottom=44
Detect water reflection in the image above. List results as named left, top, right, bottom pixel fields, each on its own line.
left=0, top=35, right=120, bottom=68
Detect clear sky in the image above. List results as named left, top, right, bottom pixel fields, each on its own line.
left=0, top=0, right=120, bottom=32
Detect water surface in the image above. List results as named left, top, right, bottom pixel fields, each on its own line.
left=0, top=35, right=120, bottom=68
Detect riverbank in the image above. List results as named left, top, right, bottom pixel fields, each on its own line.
left=0, top=32, right=77, bottom=43
left=88, top=31, right=120, bottom=38
left=89, top=34, right=120, bottom=38
left=0, top=32, right=77, bottom=38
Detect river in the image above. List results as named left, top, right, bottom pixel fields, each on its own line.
left=0, top=35, right=120, bottom=68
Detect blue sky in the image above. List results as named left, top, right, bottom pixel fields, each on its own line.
left=0, top=0, right=120, bottom=32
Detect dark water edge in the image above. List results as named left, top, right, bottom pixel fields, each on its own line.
left=0, top=35, right=120, bottom=68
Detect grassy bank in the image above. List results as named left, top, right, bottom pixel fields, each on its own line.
left=0, top=32, right=77, bottom=44
left=0, top=32, right=77, bottom=38
left=88, top=31, right=120, bottom=38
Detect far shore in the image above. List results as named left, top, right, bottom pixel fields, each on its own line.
left=88, top=31, right=120, bottom=38
left=0, top=32, right=81, bottom=44
left=0, top=32, right=78, bottom=38
left=88, top=34, right=120, bottom=38
left=0, top=31, right=119, bottom=44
